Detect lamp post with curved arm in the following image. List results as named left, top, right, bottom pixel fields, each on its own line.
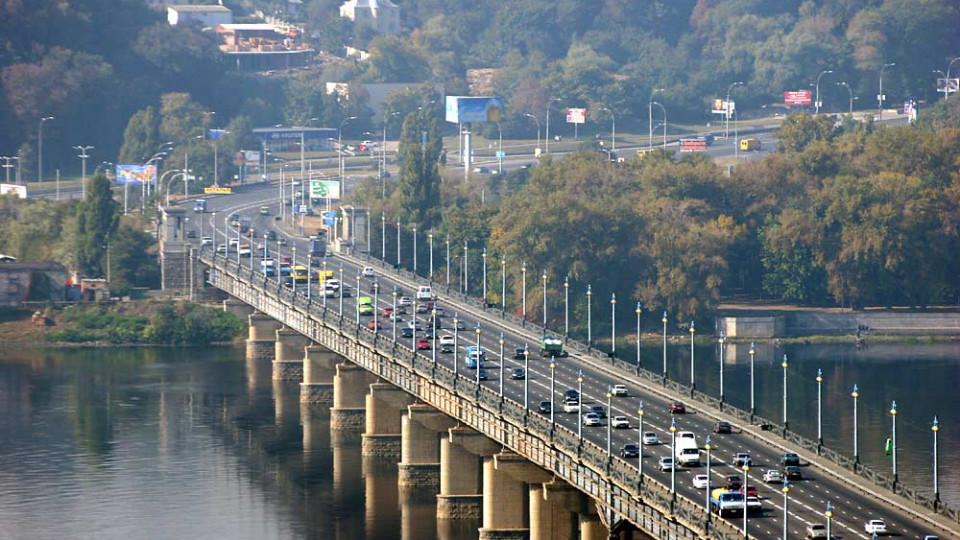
left=598, top=107, right=616, bottom=152
left=635, top=302, right=643, bottom=375
left=878, top=62, right=895, bottom=119
left=815, top=69, right=834, bottom=114
left=648, top=88, right=664, bottom=149
left=837, top=81, right=855, bottom=114
left=725, top=82, right=744, bottom=139
left=498, top=333, right=505, bottom=399
left=651, top=102, right=667, bottom=148
left=544, top=98, right=561, bottom=154
left=38, top=116, right=54, bottom=184
left=524, top=113, right=541, bottom=155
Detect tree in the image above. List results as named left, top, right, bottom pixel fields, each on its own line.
left=75, top=172, right=119, bottom=278
left=776, top=114, right=837, bottom=155
left=159, top=92, right=208, bottom=143
left=109, top=223, right=160, bottom=294
left=118, top=106, right=160, bottom=164
left=395, top=109, right=443, bottom=226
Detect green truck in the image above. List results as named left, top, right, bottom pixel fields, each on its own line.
left=540, top=336, right=566, bottom=357
left=358, top=296, right=374, bottom=316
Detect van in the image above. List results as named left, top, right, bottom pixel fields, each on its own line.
left=464, top=346, right=485, bottom=368
left=739, top=138, right=761, bottom=151
left=416, top=286, right=434, bottom=302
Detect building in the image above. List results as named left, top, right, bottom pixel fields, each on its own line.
left=339, top=0, right=400, bottom=36
left=167, top=4, right=233, bottom=27
left=215, top=23, right=315, bottom=72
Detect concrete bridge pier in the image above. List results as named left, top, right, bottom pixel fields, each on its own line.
left=478, top=451, right=553, bottom=540
left=301, top=345, right=337, bottom=405
left=273, top=329, right=310, bottom=381
left=363, top=383, right=416, bottom=459
left=330, top=363, right=376, bottom=431
left=246, top=313, right=281, bottom=361
left=530, top=480, right=585, bottom=540
left=438, top=426, right=499, bottom=520
left=398, top=404, right=457, bottom=490
left=223, top=299, right=255, bottom=320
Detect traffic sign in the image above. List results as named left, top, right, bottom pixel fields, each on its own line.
left=298, top=204, right=308, bottom=214
left=495, top=151, right=505, bottom=158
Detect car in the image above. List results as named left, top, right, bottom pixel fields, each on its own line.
left=864, top=519, right=888, bottom=535
left=324, top=279, right=341, bottom=290
left=746, top=496, right=762, bottom=514
left=416, top=339, right=431, bottom=350
left=563, top=389, right=579, bottom=402
left=611, top=416, right=630, bottom=429
left=620, top=444, right=640, bottom=458
left=367, top=319, right=382, bottom=330
left=781, top=453, right=801, bottom=467
left=382, top=307, right=394, bottom=317
left=473, top=166, right=490, bottom=173
left=922, top=536, right=940, bottom=540
left=582, top=412, right=602, bottom=427
left=453, top=319, right=466, bottom=331
left=739, top=485, right=759, bottom=497
left=714, top=421, right=733, bottom=434
left=401, top=327, right=414, bottom=339
left=216, top=244, right=228, bottom=254
left=562, top=400, right=580, bottom=414
left=407, top=319, right=423, bottom=330
left=200, top=236, right=213, bottom=246
left=588, top=405, right=607, bottom=418
left=611, top=384, right=628, bottom=397
left=763, top=469, right=783, bottom=483
left=439, top=334, right=455, bottom=346
left=389, top=312, right=404, bottom=322
left=733, top=453, right=752, bottom=467
left=642, top=432, right=659, bottom=445
left=783, top=466, right=802, bottom=481
left=725, top=475, right=742, bottom=490
left=361, top=266, right=375, bottom=277
left=477, top=368, right=488, bottom=380
left=806, top=524, right=828, bottom=539
left=510, top=368, right=525, bottom=380
left=264, top=230, right=277, bottom=241
left=658, top=457, right=675, bottom=471
left=416, top=301, right=434, bottom=314
left=398, top=296, right=412, bottom=307
left=692, top=474, right=710, bottom=489
left=277, top=238, right=288, bottom=246
left=538, top=400, right=552, bottom=414
left=669, top=401, right=686, bottom=414
left=186, top=229, right=197, bottom=238
left=341, top=287, right=352, bottom=298
left=424, top=327, right=436, bottom=340
left=513, top=348, right=527, bottom=360
left=433, top=307, right=446, bottom=318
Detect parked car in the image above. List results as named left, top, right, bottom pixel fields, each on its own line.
left=611, top=416, right=630, bottom=429
left=620, top=444, right=640, bottom=458
left=781, top=453, right=801, bottom=467
left=658, top=457, right=675, bottom=471
left=733, top=453, right=752, bottom=467
left=582, top=412, right=601, bottom=426
left=642, top=432, right=659, bottom=445
left=669, top=401, right=686, bottom=414
left=538, top=400, right=552, bottom=414
left=864, top=519, right=888, bottom=535
left=783, top=466, right=803, bottom=481
left=763, top=469, right=783, bottom=483
left=714, top=421, right=733, bottom=434
left=510, top=368, right=525, bottom=380
left=692, top=474, right=710, bottom=489
left=611, top=384, right=628, bottom=397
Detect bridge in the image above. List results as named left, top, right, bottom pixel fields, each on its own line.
left=159, top=189, right=957, bottom=540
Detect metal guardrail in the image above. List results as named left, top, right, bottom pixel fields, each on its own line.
left=202, top=252, right=745, bottom=540
left=341, top=249, right=960, bottom=525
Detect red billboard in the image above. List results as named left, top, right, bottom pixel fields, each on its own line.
left=784, top=90, right=812, bottom=106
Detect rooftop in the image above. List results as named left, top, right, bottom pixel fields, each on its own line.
left=168, top=5, right=232, bottom=13
left=217, top=23, right=279, bottom=32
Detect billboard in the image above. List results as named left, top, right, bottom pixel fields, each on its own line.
left=204, top=186, right=232, bottom=195
left=711, top=99, right=735, bottom=116
left=784, top=90, right=812, bottom=106
left=566, top=108, right=586, bottom=124
left=936, top=78, right=959, bottom=94
left=233, top=150, right=261, bottom=166
left=310, top=180, right=341, bottom=200
left=115, top=164, right=157, bottom=185
left=445, top=96, right=504, bottom=123
left=679, top=138, right=708, bottom=152
left=0, top=183, right=26, bottom=198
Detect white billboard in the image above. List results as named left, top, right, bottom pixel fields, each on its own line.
left=310, top=180, right=341, bottom=200
left=566, top=108, right=586, bottom=124
left=711, top=99, right=735, bottom=116
left=0, top=183, right=27, bottom=198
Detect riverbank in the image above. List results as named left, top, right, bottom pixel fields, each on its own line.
left=0, top=301, right=245, bottom=347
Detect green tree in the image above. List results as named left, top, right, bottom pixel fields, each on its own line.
left=109, top=223, right=160, bottom=294
left=159, top=92, right=208, bottom=143
left=777, top=113, right=838, bottom=155
left=118, top=106, right=160, bottom=164
left=395, top=109, right=443, bottom=225
left=75, top=172, right=119, bottom=278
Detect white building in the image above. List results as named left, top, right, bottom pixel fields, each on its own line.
left=167, top=5, right=233, bottom=27
left=339, top=0, right=400, bottom=35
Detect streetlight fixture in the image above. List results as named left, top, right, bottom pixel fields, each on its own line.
left=355, top=273, right=362, bottom=326
left=669, top=418, right=677, bottom=499
left=430, top=308, right=437, bottom=371
left=463, top=241, right=469, bottom=294
left=482, top=249, right=488, bottom=305
left=933, top=69, right=949, bottom=101
left=498, top=333, right=505, bottom=399
left=878, top=62, right=895, bottom=120
left=749, top=342, right=756, bottom=419
left=372, top=279, right=380, bottom=334
left=73, top=145, right=94, bottom=198
left=648, top=88, right=665, bottom=148
left=549, top=357, right=557, bottom=426
left=564, top=277, right=570, bottom=336
left=605, top=386, right=613, bottom=465
left=291, top=246, right=298, bottom=294
left=445, top=235, right=451, bottom=286
left=782, top=354, right=789, bottom=430
left=586, top=285, right=593, bottom=345
left=704, top=436, right=713, bottom=514
left=816, top=368, right=824, bottom=447
left=837, top=81, right=855, bottom=114
left=38, top=116, right=54, bottom=184
left=453, top=314, right=460, bottom=380
left=412, top=226, right=417, bottom=275
left=524, top=113, right=541, bottom=155
left=392, top=287, right=399, bottom=341
left=411, top=299, right=418, bottom=350
left=890, top=400, right=898, bottom=485
left=338, top=264, right=345, bottom=315
left=475, top=323, right=483, bottom=386
left=576, top=370, right=584, bottom=446
left=521, top=262, right=527, bottom=321
left=651, top=101, right=667, bottom=148
left=428, top=230, right=434, bottom=283
left=742, top=464, right=750, bottom=537
left=500, top=256, right=506, bottom=315
left=824, top=501, right=834, bottom=540
left=637, top=401, right=645, bottom=486
left=523, top=345, right=530, bottom=411
left=718, top=332, right=727, bottom=403
left=814, top=69, right=834, bottom=114
left=381, top=213, right=386, bottom=261
left=307, top=254, right=313, bottom=299
left=933, top=416, right=940, bottom=502
left=852, top=384, right=860, bottom=463
left=689, top=321, right=695, bottom=391
left=635, top=302, right=643, bottom=375
left=610, top=294, right=617, bottom=355
left=662, top=311, right=668, bottom=379
left=396, top=219, right=401, bottom=268
left=598, top=107, right=616, bottom=152
left=541, top=270, right=548, bottom=328
left=781, top=483, right=790, bottom=540
left=544, top=97, right=561, bottom=154
left=725, top=82, right=744, bottom=139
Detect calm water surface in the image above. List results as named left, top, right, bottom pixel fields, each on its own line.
left=0, top=342, right=956, bottom=540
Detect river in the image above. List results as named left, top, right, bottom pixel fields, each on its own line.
left=0, top=342, right=956, bottom=539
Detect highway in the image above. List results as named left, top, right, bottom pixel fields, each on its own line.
left=183, top=183, right=947, bottom=540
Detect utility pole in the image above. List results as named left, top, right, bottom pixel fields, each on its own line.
left=74, top=145, right=94, bottom=199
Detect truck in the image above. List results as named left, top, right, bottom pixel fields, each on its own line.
left=675, top=438, right=701, bottom=466
left=540, top=336, right=566, bottom=357
left=193, top=199, right=207, bottom=213
left=464, top=346, right=485, bottom=369
left=710, top=488, right=745, bottom=517
left=739, top=138, right=761, bottom=151
left=260, top=258, right=276, bottom=277
left=309, top=231, right=327, bottom=258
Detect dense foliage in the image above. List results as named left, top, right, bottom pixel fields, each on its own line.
left=45, top=303, right=245, bottom=345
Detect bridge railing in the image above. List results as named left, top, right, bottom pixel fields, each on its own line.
left=204, top=252, right=746, bottom=540
left=337, top=248, right=960, bottom=523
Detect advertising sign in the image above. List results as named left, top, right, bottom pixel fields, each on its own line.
left=445, top=96, right=504, bottom=123
left=784, top=90, right=813, bottom=106
left=208, top=129, right=228, bottom=140
left=234, top=150, right=261, bottom=166
left=565, top=108, right=586, bottom=124
left=679, top=138, right=708, bottom=152
left=936, top=78, right=959, bottom=94
left=204, top=186, right=233, bottom=194
left=711, top=99, right=735, bottom=116
left=310, top=180, right=341, bottom=200
left=115, top=164, right=157, bottom=185
left=0, top=183, right=26, bottom=198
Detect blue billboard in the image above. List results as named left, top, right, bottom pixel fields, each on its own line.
left=115, top=164, right=157, bottom=185
left=445, top=96, right=504, bottom=124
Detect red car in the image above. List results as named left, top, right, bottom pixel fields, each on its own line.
left=739, top=485, right=759, bottom=497
left=669, top=401, right=686, bottom=414
left=382, top=307, right=394, bottom=317
left=367, top=319, right=382, bottom=330
left=416, top=339, right=431, bottom=350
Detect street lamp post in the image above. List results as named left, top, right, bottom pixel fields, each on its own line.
left=890, top=400, right=898, bottom=485
left=782, top=354, right=789, bottom=430
left=431, top=308, right=437, bottom=371
left=500, top=256, right=506, bottom=315
left=599, top=107, right=616, bottom=152
left=704, top=436, right=713, bottom=514
left=453, top=314, right=460, bottom=381
left=523, top=345, right=530, bottom=411
left=446, top=235, right=451, bottom=286
left=815, top=69, right=834, bottom=114
left=662, top=311, right=668, bottom=379
left=524, top=113, right=541, bottom=155
left=816, top=368, right=824, bottom=447
left=576, top=370, right=584, bottom=446
left=586, top=285, right=593, bottom=345
left=648, top=88, right=664, bottom=148
left=878, top=63, right=896, bottom=119
left=392, top=288, right=399, bottom=341
left=463, top=242, right=469, bottom=294
left=307, top=254, right=313, bottom=299
left=782, top=483, right=790, bottom=540
left=610, top=293, right=617, bottom=355
left=605, top=387, right=613, bottom=466
left=73, top=145, right=94, bottom=198
left=373, top=279, right=380, bottom=334
left=742, top=465, right=750, bottom=538
left=825, top=502, right=834, bottom=540
left=725, top=82, right=744, bottom=140
left=482, top=249, right=488, bottom=305
left=635, top=302, right=643, bottom=375
left=542, top=270, right=548, bottom=328
left=498, top=333, right=505, bottom=399
left=355, top=273, right=362, bottom=326
left=637, top=401, right=645, bottom=486
left=396, top=219, right=401, bottom=268
left=837, top=81, right=855, bottom=114
left=475, top=323, right=483, bottom=386
left=412, top=226, right=417, bottom=275
left=749, top=342, right=756, bottom=419
left=852, top=384, right=860, bottom=463
left=544, top=97, right=560, bottom=154
left=321, top=260, right=328, bottom=309
left=291, top=247, right=298, bottom=294
left=411, top=300, right=417, bottom=350
left=689, top=321, right=695, bottom=391
left=338, top=265, right=344, bottom=315
left=932, top=416, right=941, bottom=501
left=521, top=262, right=527, bottom=321
left=549, top=358, right=557, bottom=426
left=564, top=277, right=570, bottom=336
left=669, top=418, right=677, bottom=499
left=381, top=213, right=386, bottom=262
left=429, top=230, right=434, bottom=283
left=38, top=116, right=54, bottom=184
left=651, top=102, right=667, bottom=148
left=718, top=332, right=727, bottom=403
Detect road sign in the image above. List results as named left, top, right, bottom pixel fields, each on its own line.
left=322, top=211, right=336, bottom=226
left=298, top=204, right=308, bottom=214
left=495, top=150, right=505, bottom=158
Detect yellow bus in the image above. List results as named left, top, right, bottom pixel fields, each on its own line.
left=316, top=269, right=335, bottom=283
left=292, top=265, right=309, bottom=283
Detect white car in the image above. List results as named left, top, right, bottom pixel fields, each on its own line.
left=563, top=400, right=580, bottom=414
left=324, top=279, right=341, bottom=290
left=763, top=469, right=783, bottom=483
left=582, top=412, right=601, bottom=426
left=642, top=432, right=659, bottom=445
left=611, top=416, right=630, bottom=429
left=200, top=236, right=213, bottom=246
left=439, top=335, right=455, bottom=346
left=398, top=296, right=412, bottom=307
left=658, top=457, right=675, bottom=471
left=864, top=519, right=888, bottom=535
left=692, top=474, right=710, bottom=489
left=611, top=384, right=628, bottom=397
left=361, top=266, right=375, bottom=277
left=407, top=319, right=422, bottom=330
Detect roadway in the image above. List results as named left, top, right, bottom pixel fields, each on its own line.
left=183, top=183, right=945, bottom=540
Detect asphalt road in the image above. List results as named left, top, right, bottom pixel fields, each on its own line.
left=179, top=184, right=946, bottom=540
